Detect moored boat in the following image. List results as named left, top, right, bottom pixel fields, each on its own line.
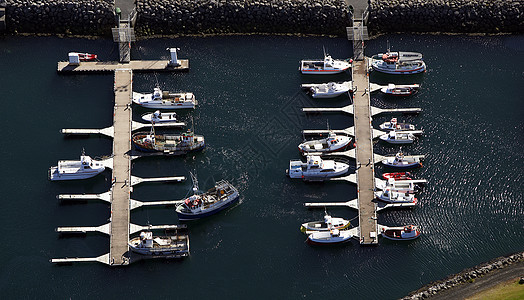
left=300, top=213, right=350, bottom=232
left=128, top=231, right=190, bottom=257
left=132, top=126, right=205, bottom=154
left=379, top=131, right=416, bottom=144
left=375, top=188, right=417, bottom=204
left=381, top=225, right=421, bottom=241
left=307, top=228, right=353, bottom=245
left=175, top=174, right=239, bottom=221
left=304, top=81, right=353, bottom=98
left=286, top=155, right=349, bottom=180
left=298, top=131, right=352, bottom=154
left=379, top=118, right=416, bottom=132
left=371, top=51, right=426, bottom=75
left=133, top=87, right=197, bottom=109
left=141, top=110, right=178, bottom=123
left=380, top=83, right=419, bottom=96
left=71, top=52, right=97, bottom=61
left=382, top=172, right=412, bottom=180
left=376, top=178, right=418, bottom=193
left=49, top=150, right=107, bottom=181
left=300, top=53, right=352, bottom=75
left=382, top=152, right=423, bottom=169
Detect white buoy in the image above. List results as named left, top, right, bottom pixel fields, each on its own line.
left=167, top=48, right=181, bottom=66
left=68, top=52, right=80, bottom=65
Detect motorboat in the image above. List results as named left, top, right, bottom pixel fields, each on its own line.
left=300, top=213, right=351, bottom=232
left=71, top=52, right=97, bottom=61
left=298, top=131, right=352, bottom=154
left=380, top=83, right=419, bottom=96
left=382, top=152, right=423, bottom=169
left=381, top=225, right=421, bottom=241
left=382, top=172, right=412, bottom=180
left=371, top=51, right=426, bottom=75
left=304, top=81, right=353, bottom=98
left=300, top=53, right=352, bottom=74
left=128, top=231, right=190, bottom=257
left=49, top=150, right=107, bottom=181
left=132, top=126, right=205, bottom=154
left=375, top=188, right=417, bottom=204
left=379, top=131, right=416, bottom=144
left=175, top=174, right=239, bottom=221
left=287, top=155, right=349, bottom=180
left=307, top=228, right=354, bottom=245
left=379, top=118, right=416, bottom=132
left=133, top=87, right=197, bottom=109
left=141, top=110, right=178, bottom=123
left=376, top=178, right=418, bottom=193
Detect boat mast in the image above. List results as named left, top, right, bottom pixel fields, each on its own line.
left=189, top=171, right=199, bottom=195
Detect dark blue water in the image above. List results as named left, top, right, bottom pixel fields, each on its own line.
left=0, top=34, right=522, bottom=299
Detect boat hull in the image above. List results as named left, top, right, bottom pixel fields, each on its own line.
left=382, top=161, right=422, bottom=169
left=49, top=167, right=105, bottom=181
left=176, top=195, right=239, bottom=221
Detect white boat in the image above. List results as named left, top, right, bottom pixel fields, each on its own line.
left=128, top=231, right=190, bottom=257
left=382, top=152, right=423, bottom=169
left=49, top=150, right=107, bottom=181
left=379, top=118, right=416, bottom=131
left=375, top=188, right=417, bottom=204
left=287, top=155, right=349, bottom=180
left=307, top=228, right=354, bottom=245
left=304, top=81, right=353, bottom=98
left=381, top=225, right=421, bottom=241
left=133, top=87, right=197, bottom=109
left=379, top=131, right=416, bottom=144
left=132, top=126, right=205, bottom=155
left=141, top=110, right=178, bottom=123
left=376, top=178, right=418, bottom=193
left=300, top=53, right=352, bottom=75
left=300, top=213, right=351, bottom=232
left=175, top=174, right=239, bottom=221
left=298, top=131, right=352, bottom=154
left=371, top=51, right=426, bottom=75
left=380, top=83, right=419, bottom=96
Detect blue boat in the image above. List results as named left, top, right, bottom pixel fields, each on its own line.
left=176, top=174, right=240, bottom=221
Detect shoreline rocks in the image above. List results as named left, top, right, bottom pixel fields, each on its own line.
left=369, top=0, right=523, bottom=34
left=401, top=251, right=524, bottom=300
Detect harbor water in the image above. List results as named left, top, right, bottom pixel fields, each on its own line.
left=0, top=34, right=522, bottom=299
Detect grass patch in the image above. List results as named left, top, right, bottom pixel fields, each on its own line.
left=467, top=278, right=524, bottom=300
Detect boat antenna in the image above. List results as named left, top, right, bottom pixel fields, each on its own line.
left=326, top=119, right=330, bottom=131
left=154, top=72, right=160, bottom=88
left=149, top=122, right=155, bottom=137
left=387, top=40, right=391, bottom=53
left=190, top=170, right=199, bottom=195
left=81, top=147, right=85, bottom=156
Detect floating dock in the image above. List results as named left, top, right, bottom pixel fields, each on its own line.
left=57, top=60, right=189, bottom=73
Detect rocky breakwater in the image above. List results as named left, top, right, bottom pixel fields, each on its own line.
left=369, top=0, right=523, bottom=34
left=136, top=0, right=350, bottom=36
left=5, top=0, right=115, bottom=35
left=402, top=251, right=524, bottom=299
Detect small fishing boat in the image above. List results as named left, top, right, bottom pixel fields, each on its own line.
left=287, top=155, right=349, bottom=180
left=300, top=52, right=352, bottom=74
left=371, top=51, right=426, bottom=75
left=71, top=52, right=97, bottom=61
left=379, top=118, right=416, bottom=132
left=132, top=126, right=205, bottom=154
left=304, top=81, right=353, bottom=98
left=300, top=213, right=351, bottom=232
left=128, top=231, right=190, bottom=257
left=49, top=150, right=107, bottom=181
left=379, top=131, right=416, bottom=144
left=307, top=228, right=354, bottom=245
left=380, top=83, right=419, bottom=96
left=376, top=178, right=418, bottom=193
left=175, top=174, right=239, bottom=221
left=381, top=225, right=421, bottom=241
left=375, top=188, right=417, bottom=204
left=141, top=110, right=178, bottom=123
left=382, top=172, right=412, bottom=180
left=382, top=152, right=423, bottom=169
left=298, top=131, right=352, bottom=154
left=133, top=87, right=197, bottom=109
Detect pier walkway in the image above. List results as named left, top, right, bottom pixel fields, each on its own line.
left=109, top=69, right=132, bottom=265
left=352, top=58, right=378, bottom=245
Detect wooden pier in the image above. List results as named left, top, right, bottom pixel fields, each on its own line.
left=57, top=60, right=189, bottom=74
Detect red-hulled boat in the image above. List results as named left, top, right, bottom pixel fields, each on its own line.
left=382, top=172, right=412, bottom=181
left=73, top=52, right=97, bottom=61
